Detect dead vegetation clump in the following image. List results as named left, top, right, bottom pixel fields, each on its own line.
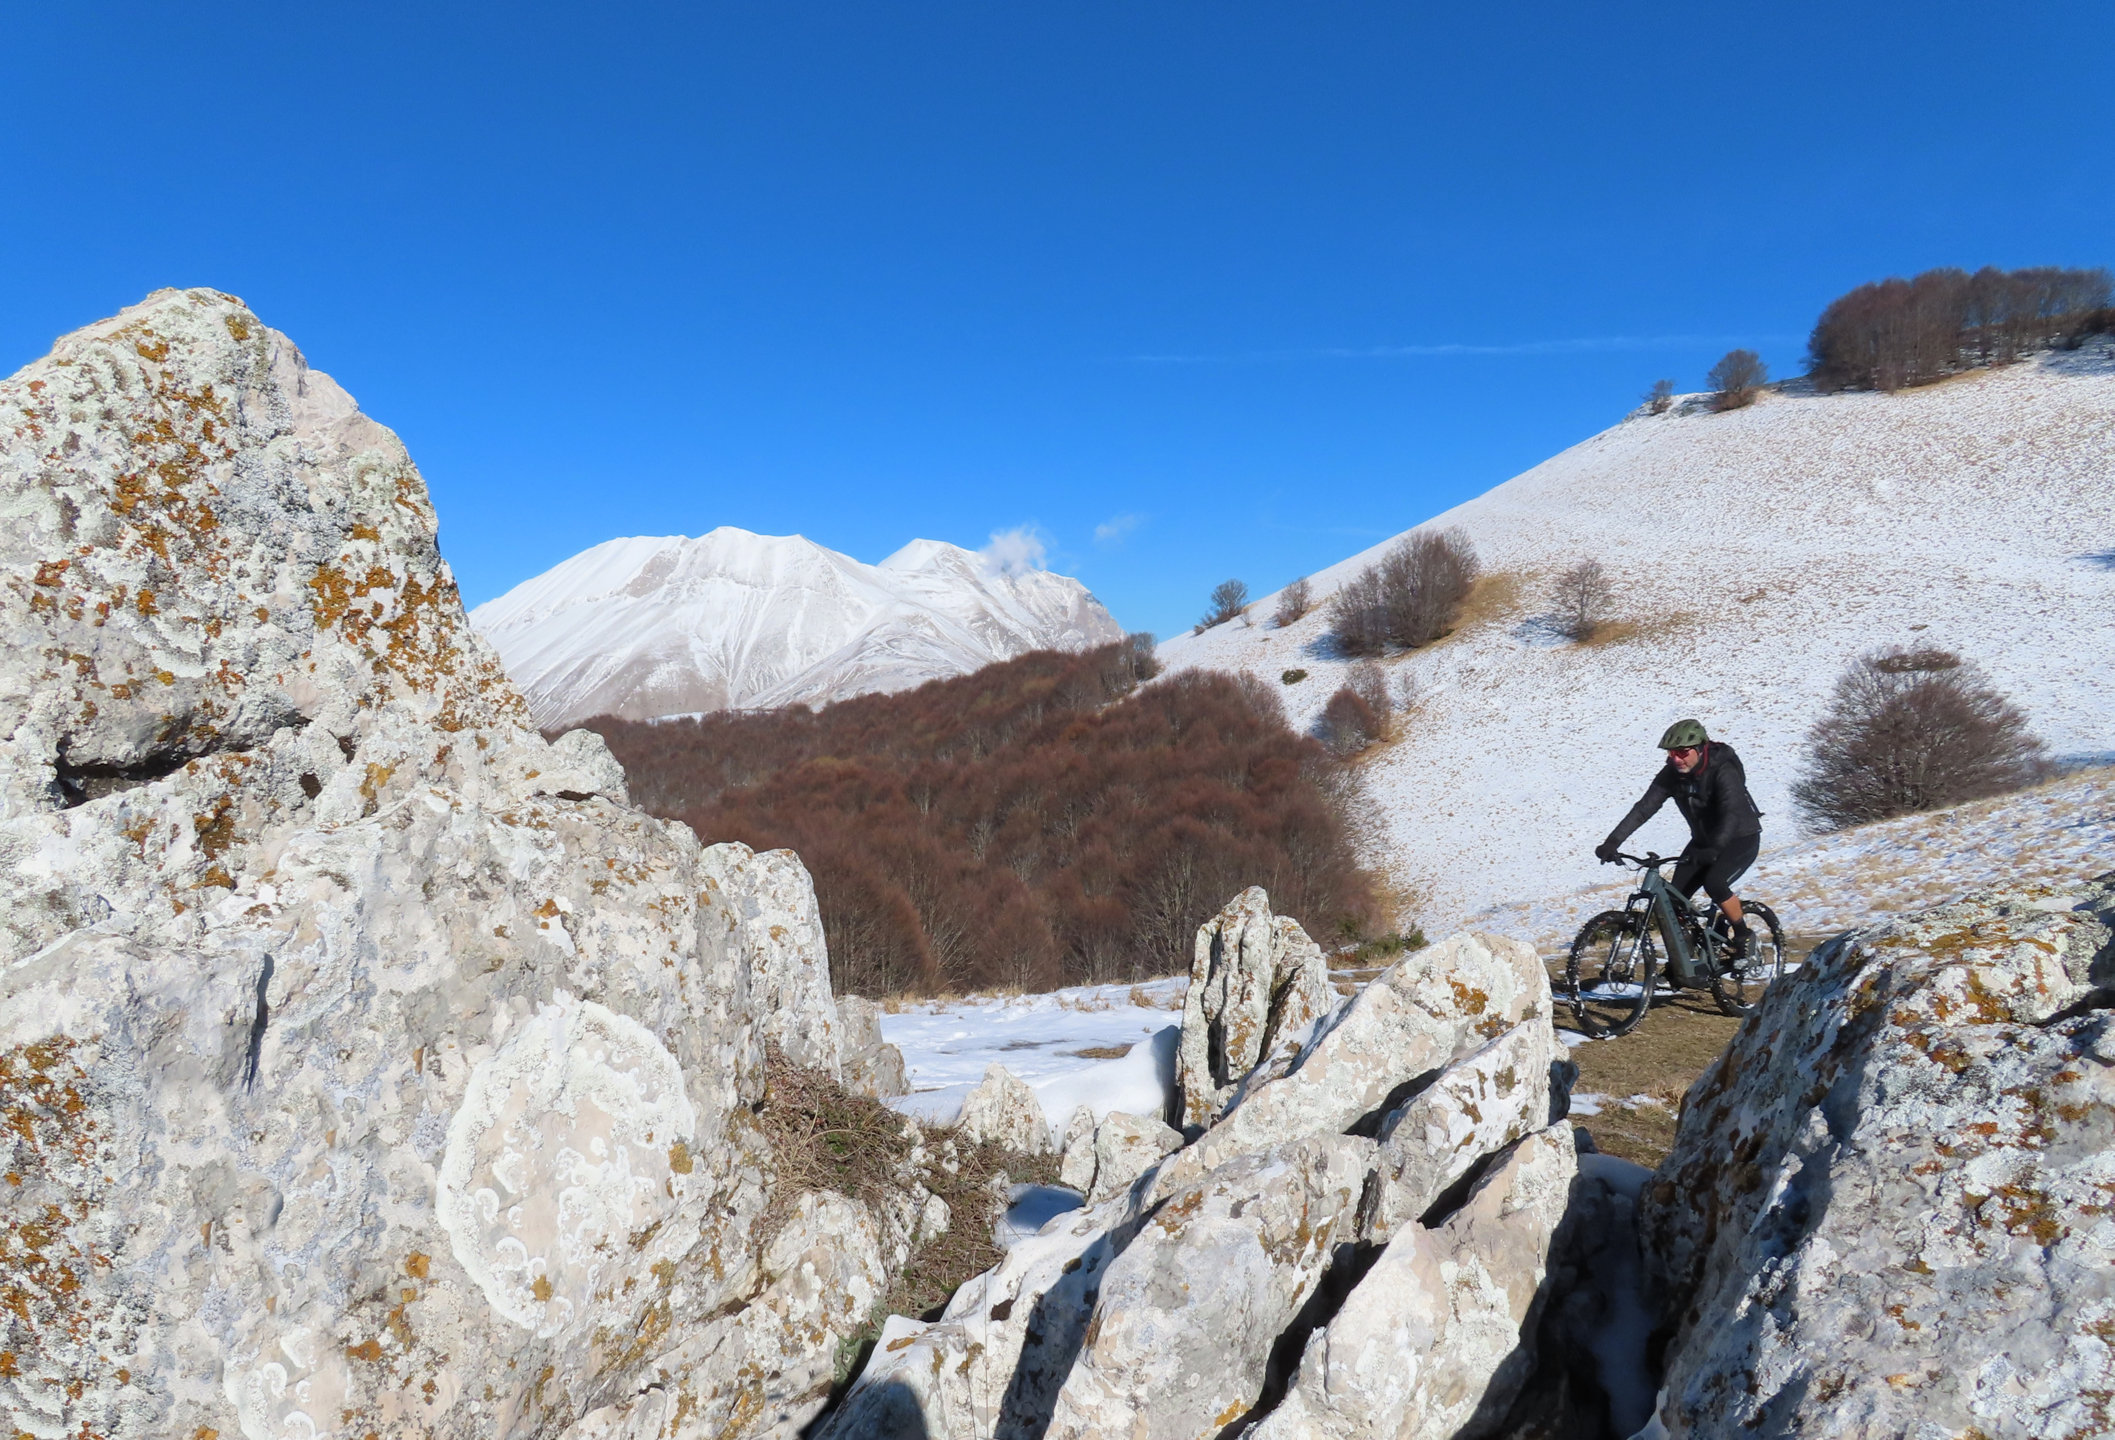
left=752, top=1050, right=1058, bottom=1324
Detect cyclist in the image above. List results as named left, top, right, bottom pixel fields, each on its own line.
left=1594, top=719, right=1763, bottom=957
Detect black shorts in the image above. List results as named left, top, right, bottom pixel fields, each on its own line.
left=1671, top=833, right=1760, bottom=907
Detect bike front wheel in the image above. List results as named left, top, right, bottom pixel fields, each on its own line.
left=1708, top=900, right=1786, bottom=1017
left=1566, top=909, right=1657, bottom=1038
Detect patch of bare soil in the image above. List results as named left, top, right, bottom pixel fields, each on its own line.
left=1550, top=975, right=1746, bottom=1169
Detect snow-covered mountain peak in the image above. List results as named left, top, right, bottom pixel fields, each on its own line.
left=471, top=527, right=1124, bottom=728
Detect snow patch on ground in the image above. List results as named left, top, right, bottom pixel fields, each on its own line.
left=880, top=977, right=1187, bottom=1128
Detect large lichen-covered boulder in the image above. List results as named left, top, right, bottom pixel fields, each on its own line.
left=1176, top=885, right=1337, bottom=1131
left=1251, top=1125, right=1578, bottom=1440
left=0, top=290, right=863, bottom=1440
left=1043, top=1135, right=1375, bottom=1440
left=1637, top=875, right=2115, bottom=1439
left=700, top=839, right=843, bottom=1076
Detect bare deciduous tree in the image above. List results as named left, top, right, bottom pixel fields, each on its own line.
left=1274, top=576, right=1313, bottom=628
left=1552, top=559, right=1612, bottom=642
left=1645, top=378, right=1676, bottom=415
left=1708, top=349, right=1769, bottom=411
left=1329, top=529, right=1480, bottom=656
left=1196, top=578, right=1249, bottom=633
left=1790, top=648, right=2050, bottom=832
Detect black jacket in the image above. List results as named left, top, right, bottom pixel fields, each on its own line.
left=1605, top=741, right=1762, bottom=859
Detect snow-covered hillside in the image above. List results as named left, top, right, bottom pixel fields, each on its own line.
left=1159, top=348, right=2115, bottom=935
left=471, top=528, right=1125, bottom=727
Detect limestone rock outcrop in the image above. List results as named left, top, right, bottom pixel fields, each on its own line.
left=957, top=1062, right=1055, bottom=1155
left=836, top=992, right=909, bottom=1098
left=821, top=902, right=1572, bottom=1440
left=1177, top=886, right=1337, bottom=1131
left=1250, top=1126, right=1577, bottom=1440
left=1637, top=875, right=2115, bottom=1438
left=700, top=839, right=842, bottom=1076
left=1081, top=1111, right=1184, bottom=1204
left=0, top=291, right=871, bottom=1440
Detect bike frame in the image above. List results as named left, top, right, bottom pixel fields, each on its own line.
left=1621, top=855, right=1707, bottom=986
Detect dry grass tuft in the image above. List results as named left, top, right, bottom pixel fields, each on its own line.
left=753, top=1050, right=1058, bottom=1324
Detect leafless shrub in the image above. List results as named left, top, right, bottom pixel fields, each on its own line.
left=1329, top=529, right=1481, bottom=657
left=1346, top=661, right=1393, bottom=725
left=1708, top=349, right=1768, bottom=411
left=1790, top=648, right=2050, bottom=832
left=1391, top=670, right=1420, bottom=713
left=1317, top=685, right=1382, bottom=758
left=1645, top=378, right=1675, bottom=415
left=1274, top=577, right=1314, bottom=628
left=1196, top=578, right=1250, bottom=633
left=1552, top=559, right=1613, bottom=642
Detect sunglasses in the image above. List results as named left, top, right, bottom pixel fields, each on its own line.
left=1667, top=746, right=1700, bottom=759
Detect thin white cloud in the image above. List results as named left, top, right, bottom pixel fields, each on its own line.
left=1094, top=512, right=1146, bottom=548
left=1123, top=334, right=1803, bottom=364
left=978, top=524, right=1049, bottom=576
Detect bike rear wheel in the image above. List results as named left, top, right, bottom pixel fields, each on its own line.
left=1707, top=900, right=1786, bottom=1017
left=1566, top=909, right=1657, bottom=1037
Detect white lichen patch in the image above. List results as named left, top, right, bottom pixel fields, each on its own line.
left=225, top=1323, right=351, bottom=1440
left=438, top=992, right=698, bottom=1337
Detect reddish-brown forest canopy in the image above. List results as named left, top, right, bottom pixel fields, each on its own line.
left=586, top=639, right=1379, bottom=996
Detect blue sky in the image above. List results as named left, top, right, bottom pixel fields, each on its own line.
left=4, top=2, right=2110, bottom=638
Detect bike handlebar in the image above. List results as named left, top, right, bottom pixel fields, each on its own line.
left=1614, top=851, right=1671, bottom=870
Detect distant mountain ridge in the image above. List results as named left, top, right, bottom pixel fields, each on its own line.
left=471, top=528, right=1125, bottom=728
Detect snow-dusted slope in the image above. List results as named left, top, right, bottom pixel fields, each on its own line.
left=471, top=528, right=1125, bottom=727
left=1159, top=349, right=2115, bottom=936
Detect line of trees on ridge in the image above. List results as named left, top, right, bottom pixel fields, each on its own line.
left=1808, top=265, right=2111, bottom=392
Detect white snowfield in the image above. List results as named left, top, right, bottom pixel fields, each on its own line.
left=1158, top=348, right=2115, bottom=937
left=471, top=527, right=1124, bottom=727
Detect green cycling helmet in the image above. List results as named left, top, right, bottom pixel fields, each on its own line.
left=1658, top=718, right=1709, bottom=750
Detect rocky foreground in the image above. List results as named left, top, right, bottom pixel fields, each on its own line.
left=3, top=291, right=2112, bottom=1440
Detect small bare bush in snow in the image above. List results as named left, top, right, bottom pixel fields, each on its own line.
left=1645, top=378, right=1676, bottom=414
left=1708, top=349, right=1768, bottom=411
left=1274, top=576, right=1313, bottom=628
left=1317, top=685, right=1382, bottom=758
left=1552, top=559, right=1613, bottom=641
left=1347, top=660, right=1393, bottom=727
left=1329, top=529, right=1480, bottom=656
left=1791, top=647, right=2050, bottom=831
left=1196, top=578, right=1249, bottom=633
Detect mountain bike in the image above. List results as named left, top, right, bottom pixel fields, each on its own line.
left=1565, top=851, right=1785, bottom=1037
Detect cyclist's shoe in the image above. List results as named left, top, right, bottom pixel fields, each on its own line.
left=1725, top=924, right=1756, bottom=962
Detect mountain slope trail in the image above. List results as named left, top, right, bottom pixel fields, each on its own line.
left=1159, top=349, right=2115, bottom=934
left=472, top=527, right=1123, bottom=726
